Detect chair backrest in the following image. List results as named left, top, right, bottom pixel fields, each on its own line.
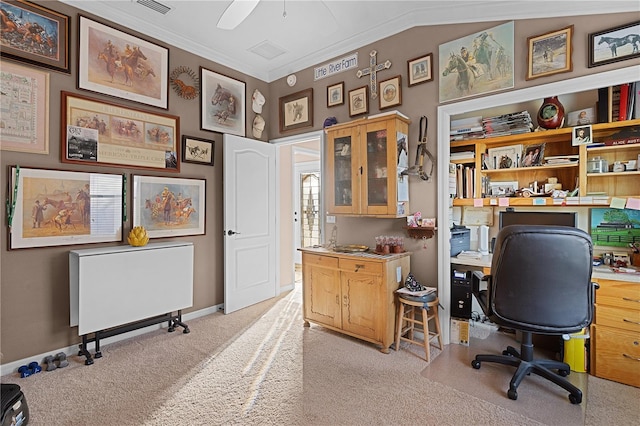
left=489, top=225, right=594, bottom=334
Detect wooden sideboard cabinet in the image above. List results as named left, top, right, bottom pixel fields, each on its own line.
left=325, top=112, right=410, bottom=217
left=590, top=277, right=640, bottom=387
left=300, top=248, right=410, bottom=353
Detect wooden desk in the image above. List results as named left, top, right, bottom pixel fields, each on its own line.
left=451, top=253, right=492, bottom=275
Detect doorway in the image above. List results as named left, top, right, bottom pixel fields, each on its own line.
left=293, top=157, right=321, bottom=265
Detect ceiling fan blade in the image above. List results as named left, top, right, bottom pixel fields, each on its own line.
left=217, top=0, right=261, bottom=30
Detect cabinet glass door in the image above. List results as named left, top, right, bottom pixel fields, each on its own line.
left=333, top=135, right=353, bottom=207
left=366, top=129, right=388, bottom=206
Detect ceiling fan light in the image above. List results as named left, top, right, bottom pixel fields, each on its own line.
left=217, top=0, right=260, bottom=30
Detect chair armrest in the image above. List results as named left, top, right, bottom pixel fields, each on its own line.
left=472, top=274, right=492, bottom=317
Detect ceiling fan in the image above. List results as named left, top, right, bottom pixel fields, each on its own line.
left=216, top=0, right=261, bottom=30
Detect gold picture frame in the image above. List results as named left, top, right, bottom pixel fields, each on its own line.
left=407, top=53, right=433, bottom=86
left=327, top=81, right=344, bottom=107
left=0, top=61, right=49, bottom=154
left=378, top=75, right=402, bottom=110
left=526, top=25, right=573, bottom=80
left=279, top=88, right=313, bottom=132
left=348, top=86, right=368, bottom=117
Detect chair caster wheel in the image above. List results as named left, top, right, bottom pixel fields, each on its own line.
left=471, top=360, right=481, bottom=369
left=569, top=393, right=582, bottom=404
left=558, top=369, right=569, bottom=377
left=508, top=388, right=518, bottom=400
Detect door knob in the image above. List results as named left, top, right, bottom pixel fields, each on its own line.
left=227, top=230, right=241, bottom=236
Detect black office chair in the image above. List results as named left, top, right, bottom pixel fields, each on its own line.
left=471, top=225, right=596, bottom=404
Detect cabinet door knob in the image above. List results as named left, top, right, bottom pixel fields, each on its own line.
left=355, top=264, right=364, bottom=272
left=343, top=295, right=348, bottom=306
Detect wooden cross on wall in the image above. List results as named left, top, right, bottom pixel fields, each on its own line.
left=356, top=50, right=392, bottom=99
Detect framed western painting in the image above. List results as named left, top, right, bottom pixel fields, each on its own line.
left=0, top=61, right=49, bottom=154
left=378, top=75, right=402, bottom=110
left=8, top=166, right=124, bottom=249
left=526, top=25, right=573, bottom=80
left=77, top=15, right=169, bottom=109
left=327, top=82, right=344, bottom=107
left=132, top=175, right=205, bottom=238
left=439, top=21, right=514, bottom=103
left=348, top=86, right=368, bottom=117
left=407, top=53, right=433, bottom=86
left=200, top=67, right=246, bottom=136
left=279, top=88, right=314, bottom=132
left=61, top=91, right=180, bottom=172
left=0, top=0, right=70, bottom=73
left=589, top=21, right=640, bottom=67
left=182, top=135, right=214, bottom=166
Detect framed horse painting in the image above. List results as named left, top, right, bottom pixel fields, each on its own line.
left=588, top=21, right=640, bottom=68
left=77, top=15, right=169, bottom=109
left=132, top=175, right=206, bottom=239
left=200, top=67, right=246, bottom=137
left=0, top=0, right=70, bottom=73
left=7, top=166, right=124, bottom=249
left=438, top=21, right=514, bottom=103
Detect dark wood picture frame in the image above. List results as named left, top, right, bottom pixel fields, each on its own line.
left=0, top=0, right=70, bottom=73
left=526, top=25, right=573, bottom=80
left=77, top=15, right=169, bottom=109
left=378, top=75, right=402, bottom=110
left=327, top=82, right=345, bottom=107
left=348, top=86, right=368, bottom=117
left=279, top=88, right=314, bottom=132
left=588, top=21, right=640, bottom=67
left=61, top=91, right=180, bottom=172
left=407, top=53, right=433, bottom=86
left=182, top=136, right=214, bottom=166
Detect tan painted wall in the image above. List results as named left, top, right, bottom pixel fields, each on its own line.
left=1, top=1, right=637, bottom=365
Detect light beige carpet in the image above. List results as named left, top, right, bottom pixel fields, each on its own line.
left=3, top=284, right=638, bottom=425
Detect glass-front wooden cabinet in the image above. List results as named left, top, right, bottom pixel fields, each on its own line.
left=326, top=113, right=410, bottom=217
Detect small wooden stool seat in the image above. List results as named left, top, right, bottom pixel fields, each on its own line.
left=395, top=294, right=443, bottom=362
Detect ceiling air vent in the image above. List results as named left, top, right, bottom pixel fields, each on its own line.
left=249, top=40, right=287, bottom=60
left=136, top=0, right=172, bottom=15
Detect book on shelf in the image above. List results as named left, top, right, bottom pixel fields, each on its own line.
left=450, top=151, right=475, bottom=161
left=619, top=83, right=630, bottom=121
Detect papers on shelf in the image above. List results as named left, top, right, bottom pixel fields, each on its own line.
left=456, top=250, right=482, bottom=259
left=396, top=286, right=437, bottom=297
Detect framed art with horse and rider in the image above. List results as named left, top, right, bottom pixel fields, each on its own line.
left=438, top=21, right=514, bottom=103
left=77, top=15, right=169, bottom=109
left=588, top=20, right=640, bottom=68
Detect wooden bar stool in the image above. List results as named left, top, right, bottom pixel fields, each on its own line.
left=395, top=293, right=443, bottom=362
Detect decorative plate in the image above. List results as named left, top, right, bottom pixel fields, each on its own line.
left=170, top=66, right=200, bottom=100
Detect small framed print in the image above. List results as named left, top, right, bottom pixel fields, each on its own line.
left=327, top=82, right=344, bottom=107
left=407, top=53, right=433, bottom=86
left=572, top=125, right=592, bottom=146
left=566, top=108, right=595, bottom=126
left=520, top=143, right=545, bottom=167
left=348, top=86, right=368, bottom=117
left=526, top=25, right=573, bottom=80
left=279, top=88, right=313, bottom=132
left=378, top=75, right=402, bottom=110
left=182, top=136, right=214, bottom=166
left=201, top=67, right=246, bottom=136
left=589, top=21, right=640, bottom=67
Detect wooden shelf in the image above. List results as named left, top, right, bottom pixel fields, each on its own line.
left=405, top=226, right=436, bottom=239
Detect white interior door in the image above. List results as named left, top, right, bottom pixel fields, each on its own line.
left=223, top=134, right=277, bottom=314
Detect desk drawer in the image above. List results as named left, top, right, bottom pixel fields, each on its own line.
left=596, top=304, right=640, bottom=333
left=302, top=253, right=338, bottom=269
left=595, top=279, right=640, bottom=311
left=339, top=258, right=382, bottom=275
left=593, top=325, right=640, bottom=388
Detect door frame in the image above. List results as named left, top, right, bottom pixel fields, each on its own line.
left=271, top=130, right=326, bottom=284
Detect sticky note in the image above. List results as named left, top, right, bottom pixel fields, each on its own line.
left=610, top=197, right=627, bottom=209
left=626, top=198, right=640, bottom=210
left=498, top=197, right=510, bottom=206
left=533, top=198, right=546, bottom=205
left=473, top=198, right=483, bottom=207
left=489, top=198, right=497, bottom=205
